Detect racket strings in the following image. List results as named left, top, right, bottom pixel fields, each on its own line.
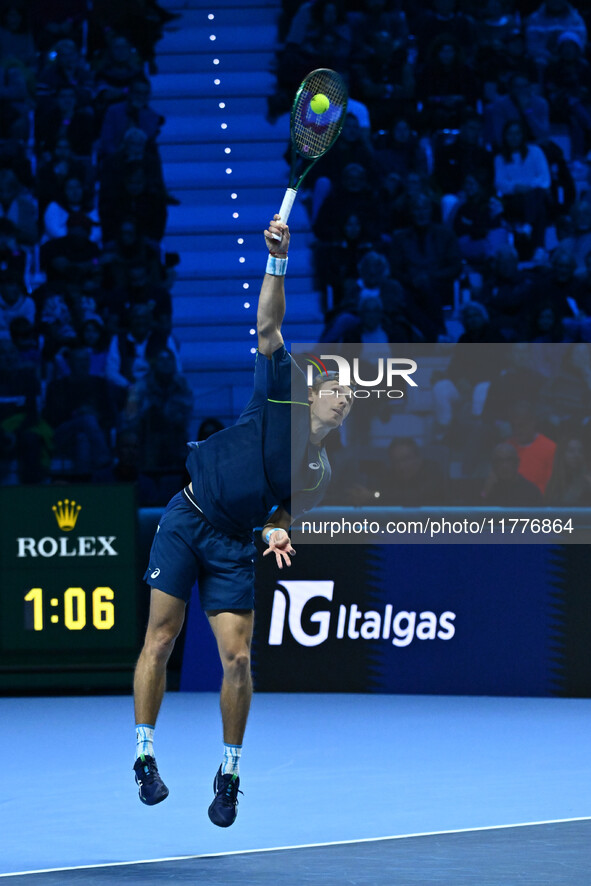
left=292, top=69, right=347, bottom=158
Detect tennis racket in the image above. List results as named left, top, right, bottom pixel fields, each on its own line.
left=273, top=68, right=348, bottom=237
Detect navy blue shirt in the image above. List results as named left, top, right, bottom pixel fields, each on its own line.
left=186, top=346, right=331, bottom=536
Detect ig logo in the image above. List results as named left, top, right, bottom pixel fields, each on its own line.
left=268, top=580, right=334, bottom=647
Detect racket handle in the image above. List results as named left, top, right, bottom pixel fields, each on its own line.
left=271, top=188, right=297, bottom=239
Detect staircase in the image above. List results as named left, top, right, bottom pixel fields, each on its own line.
left=153, top=0, right=323, bottom=428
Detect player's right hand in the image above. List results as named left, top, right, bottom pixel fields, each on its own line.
left=262, top=528, right=296, bottom=569
left=264, top=215, right=290, bottom=254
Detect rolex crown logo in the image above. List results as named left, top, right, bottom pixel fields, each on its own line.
left=52, top=499, right=82, bottom=532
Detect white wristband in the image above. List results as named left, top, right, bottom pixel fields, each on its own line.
left=266, top=255, right=288, bottom=276
left=265, top=527, right=283, bottom=544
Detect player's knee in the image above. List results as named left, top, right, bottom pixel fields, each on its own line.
left=145, top=623, right=180, bottom=661
left=222, top=649, right=251, bottom=685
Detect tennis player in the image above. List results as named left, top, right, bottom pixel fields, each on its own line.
left=133, top=215, right=352, bottom=827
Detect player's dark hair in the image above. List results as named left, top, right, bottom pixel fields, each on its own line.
left=311, top=371, right=355, bottom=395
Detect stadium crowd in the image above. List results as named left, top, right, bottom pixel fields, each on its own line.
left=271, top=0, right=591, bottom=506
left=0, top=0, right=200, bottom=496
left=3, top=0, right=591, bottom=509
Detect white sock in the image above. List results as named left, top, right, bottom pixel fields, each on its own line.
left=221, top=743, right=242, bottom=776
left=136, top=724, right=155, bottom=759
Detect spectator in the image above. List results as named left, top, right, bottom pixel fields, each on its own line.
left=89, top=0, right=177, bottom=71
left=80, top=315, right=111, bottom=377
left=373, top=118, right=426, bottom=179
left=451, top=173, right=506, bottom=262
left=43, top=176, right=101, bottom=243
left=0, top=338, right=50, bottom=483
left=484, top=72, right=550, bottom=150
left=313, top=212, right=375, bottom=313
left=103, top=261, right=171, bottom=328
left=0, top=218, right=26, bottom=281
left=305, top=113, right=375, bottom=220
left=530, top=302, right=568, bottom=341
left=411, top=0, right=475, bottom=61
left=482, top=342, right=547, bottom=427
left=381, top=437, right=447, bottom=506
left=36, top=136, right=93, bottom=218
left=30, top=0, right=88, bottom=52
left=99, top=77, right=163, bottom=158
left=560, top=200, right=591, bottom=271
left=40, top=214, right=101, bottom=285
left=37, top=38, right=94, bottom=102
left=480, top=441, right=544, bottom=505
left=92, top=34, right=143, bottom=125
left=433, top=114, right=494, bottom=196
left=494, top=120, right=551, bottom=253
left=0, top=169, right=37, bottom=246
left=321, top=295, right=390, bottom=344
left=0, top=3, right=36, bottom=70
left=105, top=303, right=180, bottom=389
left=99, top=126, right=165, bottom=209
left=544, top=31, right=591, bottom=158
left=35, top=84, right=96, bottom=157
left=92, top=427, right=159, bottom=505
left=417, top=36, right=477, bottom=131
left=347, top=0, right=409, bottom=58
left=525, top=0, right=587, bottom=67
left=37, top=285, right=78, bottom=362
left=541, top=343, right=591, bottom=428
left=351, top=29, right=415, bottom=131
left=480, top=28, right=539, bottom=102
left=388, top=193, right=462, bottom=339
left=0, top=138, right=34, bottom=190
left=99, top=162, right=167, bottom=242
left=9, top=316, right=42, bottom=375
left=388, top=170, right=441, bottom=229
left=533, top=247, right=585, bottom=321
left=334, top=437, right=447, bottom=507
left=474, top=0, right=520, bottom=49
left=270, top=1, right=353, bottom=121
left=0, top=273, right=35, bottom=338
left=313, top=163, right=377, bottom=244
left=432, top=303, right=505, bottom=433
left=123, top=346, right=193, bottom=471
left=101, top=218, right=163, bottom=291
left=44, top=345, right=116, bottom=474
left=0, top=55, right=33, bottom=141
left=545, top=436, right=591, bottom=504
left=507, top=399, right=557, bottom=494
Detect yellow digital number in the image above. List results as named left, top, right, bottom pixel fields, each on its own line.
left=64, top=587, right=86, bottom=630
left=92, top=587, right=115, bottom=630
left=24, top=588, right=43, bottom=631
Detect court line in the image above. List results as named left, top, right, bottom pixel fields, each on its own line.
left=2, top=816, right=590, bottom=878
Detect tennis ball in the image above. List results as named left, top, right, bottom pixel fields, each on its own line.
left=311, top=93, right=330, bottom=114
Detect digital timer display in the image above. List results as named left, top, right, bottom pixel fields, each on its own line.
left=0, top=485, right=140, bottom=691
left=24, top=587, right=115, bottom=631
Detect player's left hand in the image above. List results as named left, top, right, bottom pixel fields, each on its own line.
left=263, top=529, right=296, bottom=569
left=264, top=215, right=290, bottom=254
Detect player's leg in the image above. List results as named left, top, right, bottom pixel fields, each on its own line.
left=207, top=609, right=254, bottom=745
left=133, top=489, right=200, bottom=805
left=134, top=588, right=186, bottom=726
left=133, top=588, right=186, bottom=806
left=206, top=608, right=254, bottom=827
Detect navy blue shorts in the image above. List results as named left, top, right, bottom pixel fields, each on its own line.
left=143, top=489, right=257, bottom=611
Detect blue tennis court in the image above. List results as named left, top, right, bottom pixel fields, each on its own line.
left=1, top=693, right=590, bottom=883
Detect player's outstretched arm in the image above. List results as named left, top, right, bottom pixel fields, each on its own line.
left=257, top=214, right=290, bottom=358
